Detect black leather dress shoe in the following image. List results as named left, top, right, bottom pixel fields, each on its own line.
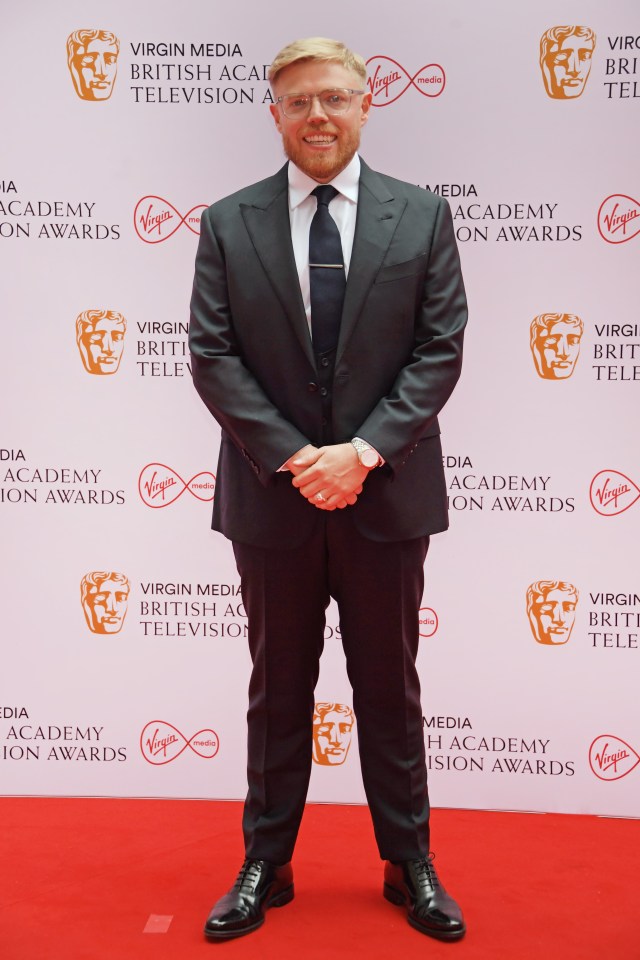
left=384, top=855, right=466, bottom=941
left=203, top=859, right=294, bottom=940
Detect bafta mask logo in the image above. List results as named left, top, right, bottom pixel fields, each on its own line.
left=81, top=571, right=130, bottom=634
left=67, top=29, right=120, bottom=101
left=312, top=702, right=354, bottom=766
left=76, top=310, right=126, bottom=375
left=526, top=580, right=578, bottom=645
left=539, top=26, right=596, bottom=99
left=530, top=314, right=583, bottom=380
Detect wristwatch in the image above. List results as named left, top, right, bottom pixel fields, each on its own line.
left=351, top=438, right=382, bottom=469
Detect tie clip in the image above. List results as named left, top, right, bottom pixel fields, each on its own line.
left=309, top=263, right=343, bottom=268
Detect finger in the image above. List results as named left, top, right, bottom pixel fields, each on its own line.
left=298, top=480, right=328, bottom=500
left=306, top=489, right=330, bottom=506
left=284, top=444, right=319, bottom=475
left=291, top=467, right=321, bottom=489
left=324, top=491, right=351, bottom=509
left=292, top=453, right=318, bottom=469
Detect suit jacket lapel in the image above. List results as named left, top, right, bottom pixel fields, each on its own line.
left=240, top=164, right=315, bottom=368
left=239, top=160, right=405, bottom=369
left=337, top=159, right=407, bottom=363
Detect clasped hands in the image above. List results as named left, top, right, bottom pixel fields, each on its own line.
left=285, top=443, right=368, bottom=511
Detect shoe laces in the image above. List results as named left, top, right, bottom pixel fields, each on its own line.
left=412, top=853, right=440, bottom=887
left=233, top=859, right=263, bottom=892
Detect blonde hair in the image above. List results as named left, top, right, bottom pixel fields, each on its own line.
left=269, top=37, right=366, bottom=86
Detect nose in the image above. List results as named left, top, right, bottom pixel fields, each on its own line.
left=101, top=334, right=114, bottom=356
left=307, top=94, right=330, bottom=122
left=94, top=53, right=106, bottom=78
left=555, top=335, right=568, bottom=358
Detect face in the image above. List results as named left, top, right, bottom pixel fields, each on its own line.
left=544, top=34, right=594, bottom=99
left=535, top=320, right=582, bottom=379
left=530, top=589, right=577, bottom=644
left=270, top=60, right=371, bottom=182
left=79, top=317, right=125, bottom=374
left=83, top=578, right=129, bottom=634
left=72, top=39, right=119, bottom=100
left=312, top=709, right=353, bottom=765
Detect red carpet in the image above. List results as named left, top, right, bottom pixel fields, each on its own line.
left=0, top=798, right=637, bottom=959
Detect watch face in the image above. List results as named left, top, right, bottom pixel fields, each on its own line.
left=361, top=447, right=379, bottom=468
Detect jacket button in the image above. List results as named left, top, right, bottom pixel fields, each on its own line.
left=320, top=357, right=330, bottom=368
left=320, top=387, right=328, bottom=397
left=308, top=382, right=318, bottom=392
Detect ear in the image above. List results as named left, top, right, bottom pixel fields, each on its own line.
left=360, top=91, right=372, bottom=127
left=269, top=102, right=283, bottom=133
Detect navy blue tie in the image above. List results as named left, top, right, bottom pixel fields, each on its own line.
left=309, top=185, right=346, bottom=354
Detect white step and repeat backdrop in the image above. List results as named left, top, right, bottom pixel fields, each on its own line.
left=2, top=0, right=638, bottom=817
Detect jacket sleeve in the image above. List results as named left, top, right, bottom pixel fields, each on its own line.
left=189, top=206, right=310, bottom=485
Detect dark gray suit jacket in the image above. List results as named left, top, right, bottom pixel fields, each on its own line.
left=189, top=159, right=467, bottom=547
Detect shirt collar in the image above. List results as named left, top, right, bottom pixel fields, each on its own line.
left=288, top=153, right=361, bottom=209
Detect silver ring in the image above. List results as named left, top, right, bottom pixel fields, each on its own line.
left=315, top=493, right=326, bottom=503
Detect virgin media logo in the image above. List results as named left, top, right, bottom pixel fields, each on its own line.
left=134, top=196, right=206, bottom=243
left=365, top=56, right=445, bottom=106
left=138, top=463, right=215, bottom=508
left=597, top=194, right=640, bottom=244
left=140, top=721, right=219, bottom=765
left=418, top=606, right=438, bottom=638
left=589, top=470, right=640, bottom=516
left=589, top=735, right=639, bottom=781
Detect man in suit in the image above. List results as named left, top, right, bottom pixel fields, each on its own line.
left=189, top=37, right=468, bottom=942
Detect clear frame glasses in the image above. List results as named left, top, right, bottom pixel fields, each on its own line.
left=276, top=88, right=365, bottom=119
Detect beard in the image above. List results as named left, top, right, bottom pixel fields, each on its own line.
left=280, top=126, right=361, bottom=183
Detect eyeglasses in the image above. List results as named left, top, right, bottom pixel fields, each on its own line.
left=276, top=88, right=365, bottom=118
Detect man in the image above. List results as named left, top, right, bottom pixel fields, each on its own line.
left=527, top=580, right=579, bottom=645
left=312, top=701, right=354, bottom=766
left=189, top=37, right=467, bottom=942
left=76, top=310, right=127, bottom=375
left=80, top=571, right=129, bottom=634
left=539, top=26, right=596, bottom=100
left=66, top=29, right=120, bottom=101
left=530, top=313, right=583, bottom=380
